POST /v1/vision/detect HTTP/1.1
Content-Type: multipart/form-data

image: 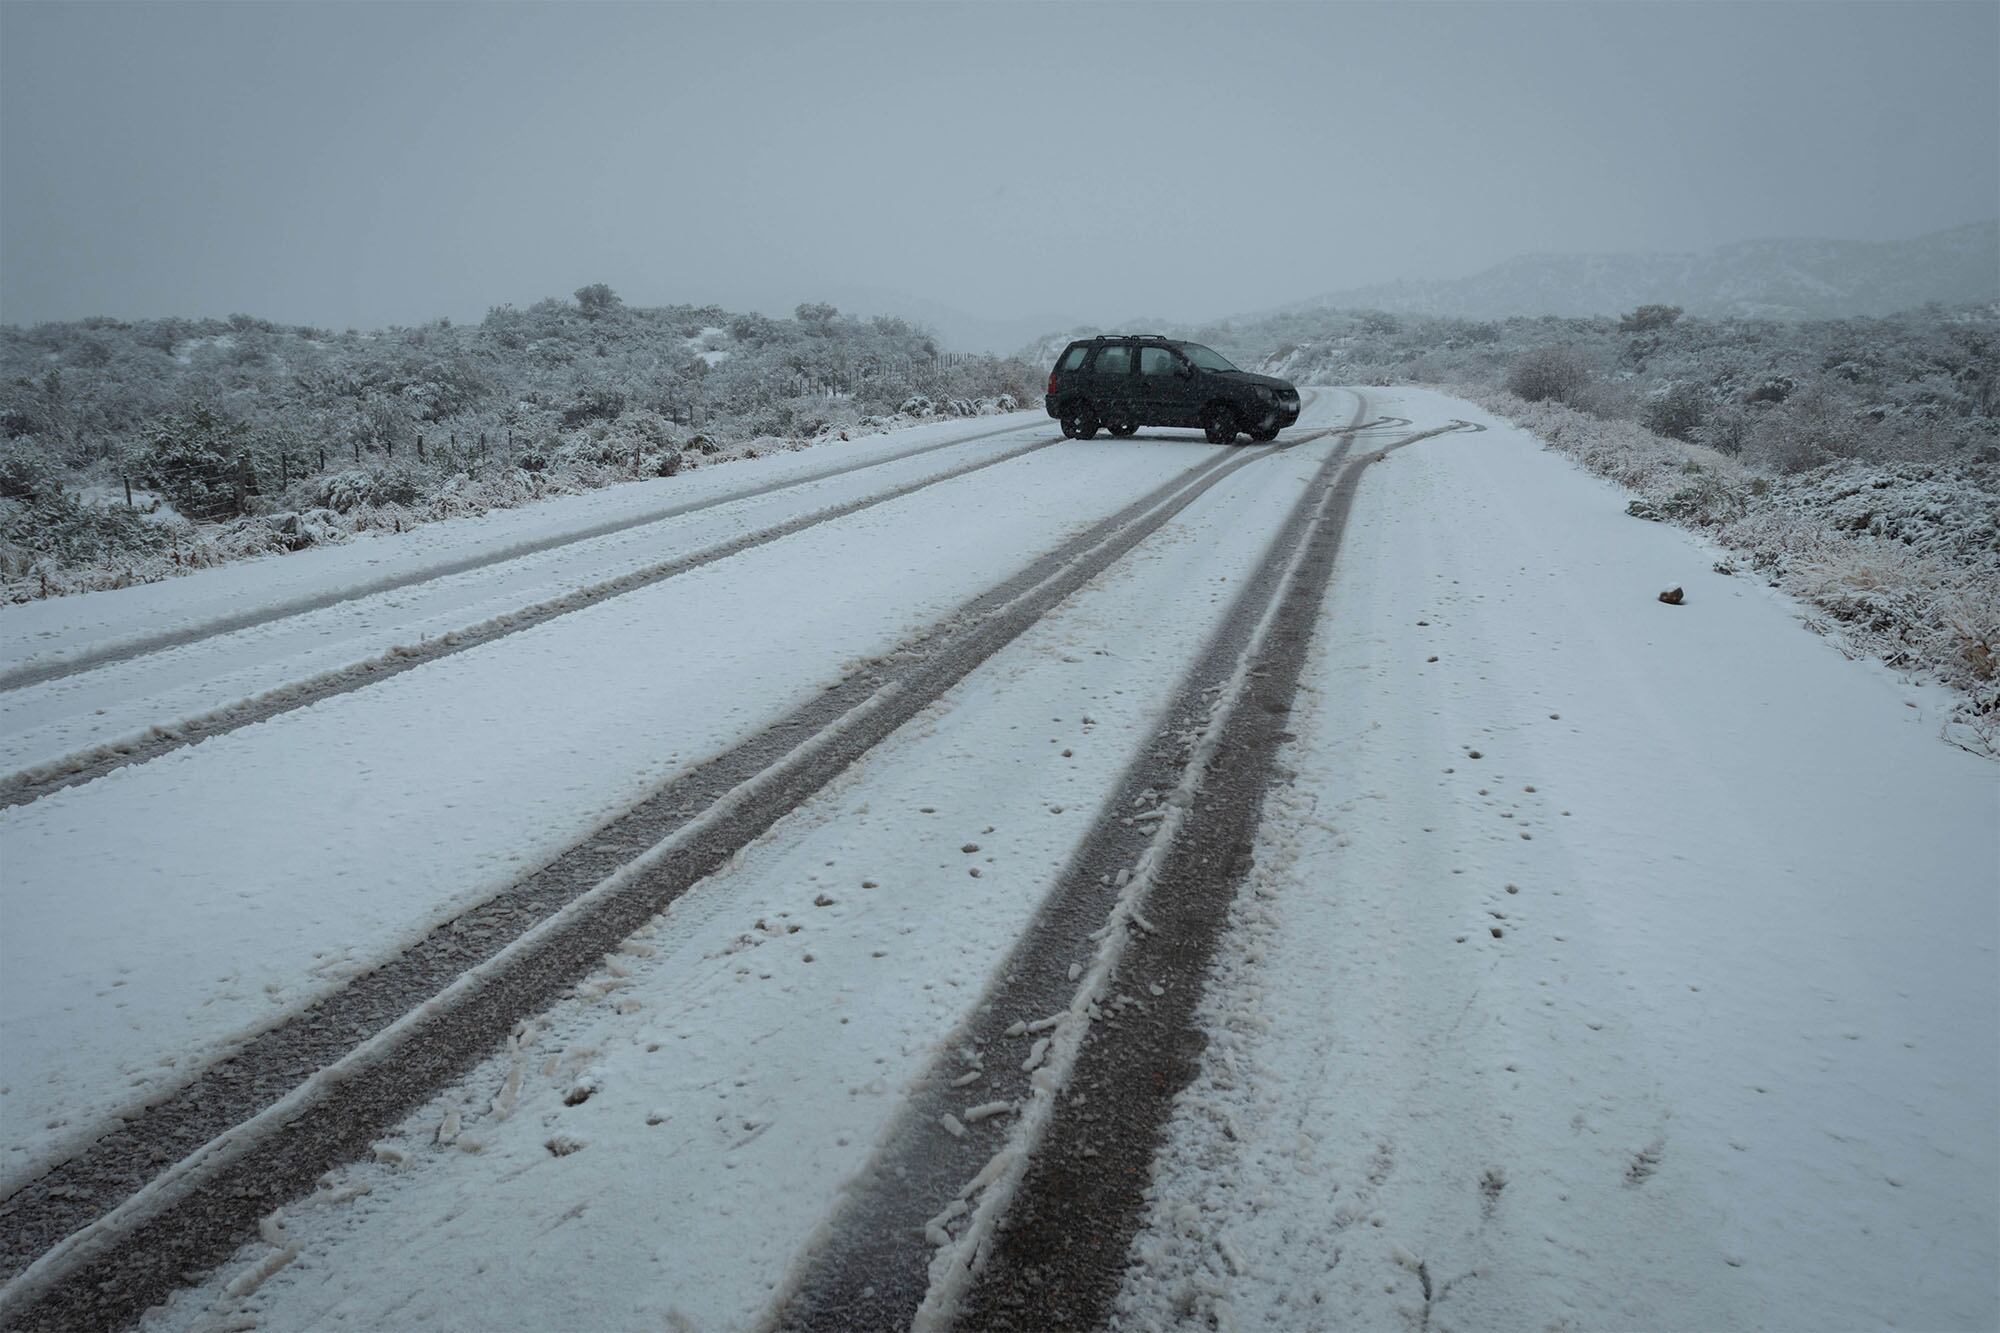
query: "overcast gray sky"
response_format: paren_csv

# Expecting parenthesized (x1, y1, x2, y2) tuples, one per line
(3, 0, 1995, 342)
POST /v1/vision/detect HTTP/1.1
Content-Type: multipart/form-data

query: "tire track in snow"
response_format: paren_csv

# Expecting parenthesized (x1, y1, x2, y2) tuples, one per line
(0, 414, 1369, 1332)
(767, 401, 1500, 1333)
(944, 423, 1447, 1333)
(0, 430, 1064, 809)
(0, 416, 1050, 694)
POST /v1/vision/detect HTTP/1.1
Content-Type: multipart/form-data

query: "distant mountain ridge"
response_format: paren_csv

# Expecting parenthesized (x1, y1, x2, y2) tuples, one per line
(1288, 221, 1998, 321)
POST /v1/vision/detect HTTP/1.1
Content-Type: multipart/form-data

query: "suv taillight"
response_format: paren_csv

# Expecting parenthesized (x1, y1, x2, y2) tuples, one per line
(1047, 370, 1058, 395)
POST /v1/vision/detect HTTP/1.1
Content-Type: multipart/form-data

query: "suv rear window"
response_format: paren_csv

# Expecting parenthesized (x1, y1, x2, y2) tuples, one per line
(1093, 344, 1132, 375)
(1059, 345, 1089, 371)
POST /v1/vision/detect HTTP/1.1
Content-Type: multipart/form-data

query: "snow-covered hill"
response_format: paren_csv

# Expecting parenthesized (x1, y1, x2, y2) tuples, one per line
(1289, 220, 1999, 320)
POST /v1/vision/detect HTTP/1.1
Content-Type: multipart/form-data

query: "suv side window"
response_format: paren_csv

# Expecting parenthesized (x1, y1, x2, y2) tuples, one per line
(1138, 347, 1180, 376)
(1092, 343, 1132, 376)
(1059, 345, 1089, 372)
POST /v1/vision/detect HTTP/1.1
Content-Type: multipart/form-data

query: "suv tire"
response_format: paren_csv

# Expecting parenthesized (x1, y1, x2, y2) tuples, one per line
(1061, 401, 1100, 440)
(1249, 424, 1280, 442)
(1202, 404, 1240, 445)
(1106, 416, 1139, 438)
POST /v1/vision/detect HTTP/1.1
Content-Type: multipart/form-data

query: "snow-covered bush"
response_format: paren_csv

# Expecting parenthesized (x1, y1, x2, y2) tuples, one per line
(0, 436, 62, 503)
(313, 465, 422, 513)
(1618, 303, 1684, 333)
(1, 491, 171, 572)
(142, 405, 246, 520)
(1640, 381, 1708, 441)
(1505, 345, 1593, 404)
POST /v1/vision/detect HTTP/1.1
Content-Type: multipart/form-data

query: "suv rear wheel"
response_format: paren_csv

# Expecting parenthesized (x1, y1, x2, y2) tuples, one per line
(1060, 401, 1100, 440)
(1249, 424, 1280, 442)
(1202, 404, 1240, 445)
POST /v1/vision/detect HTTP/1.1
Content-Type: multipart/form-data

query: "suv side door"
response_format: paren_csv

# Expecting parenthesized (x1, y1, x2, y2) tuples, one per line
(1087, 339, 1137, 424)
(1137, 344, 1198, 428)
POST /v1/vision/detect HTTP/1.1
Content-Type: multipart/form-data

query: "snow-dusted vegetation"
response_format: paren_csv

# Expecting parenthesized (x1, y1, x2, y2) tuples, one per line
(0, 289, 1036, 599)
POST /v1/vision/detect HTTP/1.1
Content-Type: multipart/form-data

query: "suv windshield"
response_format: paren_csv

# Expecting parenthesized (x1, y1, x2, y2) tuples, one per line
(1180, 343, 1238, 372)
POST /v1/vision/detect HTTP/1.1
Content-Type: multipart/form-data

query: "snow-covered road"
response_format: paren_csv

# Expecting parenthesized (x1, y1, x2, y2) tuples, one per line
(1114, 389, 1999, 1333)
(0, 412, 1317, 1189)
(2, 387, 1992, 1332)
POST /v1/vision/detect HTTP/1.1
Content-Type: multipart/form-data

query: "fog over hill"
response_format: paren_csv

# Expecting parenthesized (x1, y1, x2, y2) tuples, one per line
(1277, 221, 1999, 323)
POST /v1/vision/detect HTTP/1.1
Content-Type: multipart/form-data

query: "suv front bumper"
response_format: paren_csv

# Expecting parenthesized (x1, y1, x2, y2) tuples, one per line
(1260, 400, 1301, 431)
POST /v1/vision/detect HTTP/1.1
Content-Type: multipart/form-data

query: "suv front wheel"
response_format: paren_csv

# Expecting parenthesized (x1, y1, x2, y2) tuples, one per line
(1202, 404, 1240, 445)
(1060, 401, 1100, 440)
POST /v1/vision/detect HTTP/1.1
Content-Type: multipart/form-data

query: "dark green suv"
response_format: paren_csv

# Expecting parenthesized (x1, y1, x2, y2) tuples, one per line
(1044, 335, 1301, 443)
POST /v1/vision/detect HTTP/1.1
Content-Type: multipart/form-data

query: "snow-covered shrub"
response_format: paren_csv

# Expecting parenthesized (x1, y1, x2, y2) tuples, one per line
(0, 437, 62, 502)
(142, 405, 246, 520)
(1640, 381, 1708, 441)
(1742, 383, 1867, 474)
(1618, 304, 1683, 333)
(313, 465, 423, 513)
(559, 385, 626, 428)
(1505, 345, 1592, 404)
(0, 491, 170, 570)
